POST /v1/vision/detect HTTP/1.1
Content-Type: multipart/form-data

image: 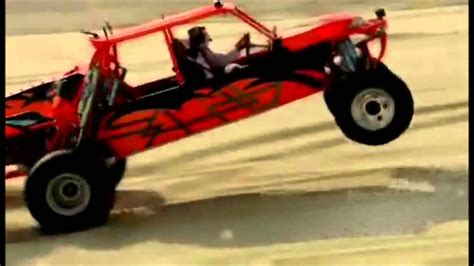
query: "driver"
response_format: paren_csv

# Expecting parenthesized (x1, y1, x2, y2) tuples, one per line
(187, 26, 249, 78)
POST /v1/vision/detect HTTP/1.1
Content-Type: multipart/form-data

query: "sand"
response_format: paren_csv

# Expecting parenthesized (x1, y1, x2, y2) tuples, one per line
(5, 3, 468, 266)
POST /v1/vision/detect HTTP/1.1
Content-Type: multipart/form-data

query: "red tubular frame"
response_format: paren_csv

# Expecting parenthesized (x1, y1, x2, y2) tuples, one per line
(231, 8, 275, 39)
(88, 3, 275, 79)
(163, 28, 184, 83)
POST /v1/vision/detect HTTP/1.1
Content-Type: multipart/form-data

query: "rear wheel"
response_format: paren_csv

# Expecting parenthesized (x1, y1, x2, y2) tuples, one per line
(77, 141, 127, 187)
(24, 150, 115, 233)
(106, 158, 127, 187)
(326, 63, 414, 145)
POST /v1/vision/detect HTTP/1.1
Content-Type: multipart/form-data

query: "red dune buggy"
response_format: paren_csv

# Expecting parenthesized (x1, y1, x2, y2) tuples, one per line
(5, 1, 413, 232)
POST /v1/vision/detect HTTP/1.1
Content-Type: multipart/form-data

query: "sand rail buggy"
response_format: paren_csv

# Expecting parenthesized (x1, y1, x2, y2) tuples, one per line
(5, 1, 413, 232)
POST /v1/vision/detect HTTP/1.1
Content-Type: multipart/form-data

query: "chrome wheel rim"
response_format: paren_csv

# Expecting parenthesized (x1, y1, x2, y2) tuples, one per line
(350, 88, 395, 131)
(46, 173, 91, 216)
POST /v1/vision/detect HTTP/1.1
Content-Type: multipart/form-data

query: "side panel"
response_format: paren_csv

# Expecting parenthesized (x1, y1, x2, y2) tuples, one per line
(5, 81, 56, 117)
(5, 73, 85, 117)
(98, 70, 325, 158)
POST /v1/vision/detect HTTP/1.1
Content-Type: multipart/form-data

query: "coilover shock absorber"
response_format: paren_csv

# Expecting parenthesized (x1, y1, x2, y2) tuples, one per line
(334, 39, 360, 72)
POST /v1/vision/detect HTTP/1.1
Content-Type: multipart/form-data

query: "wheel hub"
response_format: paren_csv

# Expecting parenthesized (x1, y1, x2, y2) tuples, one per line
(61, 182, 80, 199)
(46, 173, 91, 216)
(350, 88, 395, 131)
(365, 100, 381, 115)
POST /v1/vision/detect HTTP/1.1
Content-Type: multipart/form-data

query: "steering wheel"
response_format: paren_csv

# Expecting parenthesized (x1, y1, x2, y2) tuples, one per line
(242, 33, 272, 59)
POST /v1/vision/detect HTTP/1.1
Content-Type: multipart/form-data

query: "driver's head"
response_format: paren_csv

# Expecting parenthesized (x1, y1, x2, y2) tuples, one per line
(188, 26, 212, 50)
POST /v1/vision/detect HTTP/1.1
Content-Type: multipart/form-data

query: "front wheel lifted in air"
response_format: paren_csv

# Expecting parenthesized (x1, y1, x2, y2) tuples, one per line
(325, 62, 414, 146)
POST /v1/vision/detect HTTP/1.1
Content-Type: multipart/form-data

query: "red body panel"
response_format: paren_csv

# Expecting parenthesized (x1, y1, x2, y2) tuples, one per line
(6, 81, 56, 118)
(5, 122, 53, 139)
(98, 71, 324, 158)
(6, 98, 53, 118)
(282, 14, 387, 57)
(5, 66, 87, 118)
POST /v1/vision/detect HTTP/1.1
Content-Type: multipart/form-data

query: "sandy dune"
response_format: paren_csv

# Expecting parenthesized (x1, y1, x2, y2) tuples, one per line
(6, 0, 467, 35)
(5, 4, 468, 266)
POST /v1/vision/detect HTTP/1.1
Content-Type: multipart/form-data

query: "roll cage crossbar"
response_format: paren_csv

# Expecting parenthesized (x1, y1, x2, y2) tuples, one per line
(87, 3, 276, 83)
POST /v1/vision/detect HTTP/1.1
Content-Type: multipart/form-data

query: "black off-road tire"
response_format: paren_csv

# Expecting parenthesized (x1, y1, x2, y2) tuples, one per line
(327, 63, 414, 146)
(107, 158, 127, 188)
(24, 150, 116, 234)
(77, 141, 127, 187)
(323, 89, 338, 117)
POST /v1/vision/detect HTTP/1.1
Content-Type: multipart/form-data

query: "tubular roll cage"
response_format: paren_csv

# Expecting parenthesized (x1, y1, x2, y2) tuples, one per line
(88, 3, 276, 83)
